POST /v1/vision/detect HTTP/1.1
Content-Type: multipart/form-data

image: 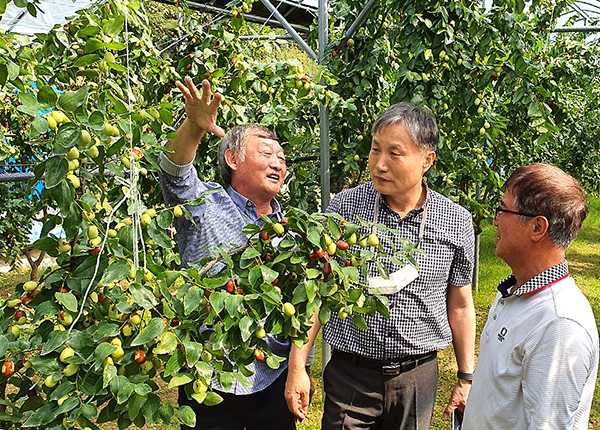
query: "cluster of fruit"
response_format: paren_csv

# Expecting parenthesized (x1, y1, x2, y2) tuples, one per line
(0, 205, 404, 428)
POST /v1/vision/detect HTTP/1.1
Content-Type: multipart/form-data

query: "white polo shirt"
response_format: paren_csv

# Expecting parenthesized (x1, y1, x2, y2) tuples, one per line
(463, 261, 599, 430)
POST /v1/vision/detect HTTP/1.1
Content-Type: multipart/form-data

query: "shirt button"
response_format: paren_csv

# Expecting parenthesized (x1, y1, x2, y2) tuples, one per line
(387, 332, 393, 337)
(493, 315, 497, 320)
(500, 300, 504, 305)
(389, 304, 394, 309)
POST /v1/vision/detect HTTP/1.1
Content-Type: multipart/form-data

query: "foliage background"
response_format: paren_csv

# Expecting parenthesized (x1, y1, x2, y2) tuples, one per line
(1, 0, 599, 429)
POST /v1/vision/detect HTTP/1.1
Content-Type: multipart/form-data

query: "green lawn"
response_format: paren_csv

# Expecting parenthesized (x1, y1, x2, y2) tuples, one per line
(300, 196, 600, 430)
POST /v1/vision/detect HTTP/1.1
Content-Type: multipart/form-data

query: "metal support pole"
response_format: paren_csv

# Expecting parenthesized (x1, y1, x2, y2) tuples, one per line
(239, 35, 293, 40)
(473, 234, 480, 292)
(318, 0, 332, 374)
(336, 0, 378, 50)
(473, 182, 481, 291)
(258, 0, 318, 61)
(552, 26, 600, 32)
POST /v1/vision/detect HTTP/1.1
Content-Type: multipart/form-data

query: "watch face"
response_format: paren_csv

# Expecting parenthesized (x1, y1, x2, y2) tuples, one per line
(451, 409, 463, 430)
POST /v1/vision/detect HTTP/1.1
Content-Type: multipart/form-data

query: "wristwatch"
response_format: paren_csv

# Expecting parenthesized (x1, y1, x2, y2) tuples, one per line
(457, 370, 474, 382)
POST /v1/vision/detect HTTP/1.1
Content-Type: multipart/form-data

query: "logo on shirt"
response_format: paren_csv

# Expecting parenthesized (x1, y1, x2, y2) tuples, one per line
(498, 327, 508, 342)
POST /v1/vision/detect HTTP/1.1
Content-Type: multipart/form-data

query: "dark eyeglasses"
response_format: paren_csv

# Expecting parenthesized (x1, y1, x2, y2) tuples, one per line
(494, 206, 541, 218)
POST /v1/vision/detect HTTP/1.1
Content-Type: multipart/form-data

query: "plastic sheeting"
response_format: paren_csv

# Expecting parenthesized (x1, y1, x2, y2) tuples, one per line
(0, 0, 96, 35)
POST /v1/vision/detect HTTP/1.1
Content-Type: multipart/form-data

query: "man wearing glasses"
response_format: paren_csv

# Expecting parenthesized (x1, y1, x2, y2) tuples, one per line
(462, 163, 599, 429)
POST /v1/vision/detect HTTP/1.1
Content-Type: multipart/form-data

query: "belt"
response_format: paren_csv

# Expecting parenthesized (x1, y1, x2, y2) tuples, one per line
(334, 349, 437, 376)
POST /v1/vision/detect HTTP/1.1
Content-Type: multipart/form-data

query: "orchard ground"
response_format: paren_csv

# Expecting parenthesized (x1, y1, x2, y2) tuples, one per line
(1, 197, 599, 430)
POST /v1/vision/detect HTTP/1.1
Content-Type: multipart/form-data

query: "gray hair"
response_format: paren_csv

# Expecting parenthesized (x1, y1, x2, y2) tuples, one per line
(217, 124, 279, 185)
(504, 163, 588, 249)
(372, 102, 439, 152)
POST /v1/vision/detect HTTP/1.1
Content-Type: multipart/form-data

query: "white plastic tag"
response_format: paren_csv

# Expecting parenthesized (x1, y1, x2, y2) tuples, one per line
(368, 264, 419, 295)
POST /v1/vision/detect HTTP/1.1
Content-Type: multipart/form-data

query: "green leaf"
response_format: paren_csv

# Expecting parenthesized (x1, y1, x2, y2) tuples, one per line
(307, 226, 321, 247)
(183, 341, 202, 367)
(148, 222, 172, 249)
(352, 314, 368, 330)
(306, 268, 321, 279)
(81, 402, 98, 419)
(34, 301, 59, 321)
(45, 157, 69, 189)
(165, 348, 186, 376)
(224, 294, 244, 318)
(131, 318, 166, 347)
(55, 122, 81, 150)
(0, 335, 7, 356)
(102, 259, 131, 284)
(84, 38, 105, 53)
(55, 292, 78, 313)
(91, 322, 120, 342)
(260, 265, 278, 284)
(57, 396, 79, 415)
(58, 86, 89, 112)
(209, 291, 226, 313)
(73, 53, 100, 68)
(219, 372, 234, 391)
(103, 363, 117, 388)
(0, 63, 7, 87)
(241, 247, 260, 260)
(328, 217, 342, 240)
(37, 85, 58, 107)
(203, 391, 223, 406)
(154, 331, 178, 354)
(22, 403, 58, 427)
(248, 265, 262, 287)
(217, 248, 234, 268)
(292, 283, 308, 304)
(178, 405, 196, 427)
(129, 285, 159, 309)
(95, 342, 116, 365)
(41, 330, 68, 355)
(110, 375, 129, 399)
(6, 59, 19, 80)
(239, 315, 253, 342)
(103, 16, 125, 37)
(319, 306, 331, 325)
(128, 394, 147, 422)
(30, 117, 48, 137)
(183, 286, 201, 315)
(168, 372, 194, 389)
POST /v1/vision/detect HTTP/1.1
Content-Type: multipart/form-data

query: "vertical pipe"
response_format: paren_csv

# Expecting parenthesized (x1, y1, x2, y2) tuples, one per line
(473, 182, 481, 292)
(318, 0, 332, 373)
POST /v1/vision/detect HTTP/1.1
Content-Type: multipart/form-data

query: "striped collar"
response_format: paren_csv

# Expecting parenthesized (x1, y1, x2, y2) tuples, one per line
(498, 260, 570, 298)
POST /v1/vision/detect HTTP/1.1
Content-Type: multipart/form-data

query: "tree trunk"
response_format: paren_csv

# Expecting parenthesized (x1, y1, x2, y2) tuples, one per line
(24, 247, 46, 281)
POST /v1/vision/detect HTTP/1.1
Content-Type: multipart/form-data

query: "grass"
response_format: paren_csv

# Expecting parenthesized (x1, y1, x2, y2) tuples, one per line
(2, 197, 599, 430)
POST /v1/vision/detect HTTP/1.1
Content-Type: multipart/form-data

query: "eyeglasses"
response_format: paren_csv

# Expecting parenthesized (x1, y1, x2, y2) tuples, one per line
(494, 206, 541, 218)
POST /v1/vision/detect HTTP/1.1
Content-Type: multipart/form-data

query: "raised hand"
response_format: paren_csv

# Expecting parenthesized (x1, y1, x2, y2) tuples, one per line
(176, 77, 225, 138)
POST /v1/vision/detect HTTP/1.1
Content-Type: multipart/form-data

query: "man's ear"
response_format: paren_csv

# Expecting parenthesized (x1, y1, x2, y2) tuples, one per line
(422, 151, 436, 174)
(530, 216, 550, 243)
(224, 149, 238, 171)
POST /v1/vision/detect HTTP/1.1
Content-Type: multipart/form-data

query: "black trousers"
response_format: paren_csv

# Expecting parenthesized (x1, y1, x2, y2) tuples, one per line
(322, 350, 438, 430)
(179, 368, 296, 430)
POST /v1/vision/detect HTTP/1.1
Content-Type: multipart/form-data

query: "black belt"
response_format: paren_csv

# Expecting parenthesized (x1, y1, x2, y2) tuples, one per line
(334, 349, 437, 376)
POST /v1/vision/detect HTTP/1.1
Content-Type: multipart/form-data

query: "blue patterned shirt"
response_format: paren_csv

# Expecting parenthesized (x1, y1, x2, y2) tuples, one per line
(158, 152, 289, 394)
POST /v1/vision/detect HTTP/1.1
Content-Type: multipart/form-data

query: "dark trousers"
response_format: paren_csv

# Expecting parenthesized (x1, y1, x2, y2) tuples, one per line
(322, 350, 438, 430)
(179, 369, 296, 430)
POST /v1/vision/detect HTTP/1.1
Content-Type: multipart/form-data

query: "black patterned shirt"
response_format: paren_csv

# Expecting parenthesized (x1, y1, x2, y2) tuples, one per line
(324, 181, 475, 359)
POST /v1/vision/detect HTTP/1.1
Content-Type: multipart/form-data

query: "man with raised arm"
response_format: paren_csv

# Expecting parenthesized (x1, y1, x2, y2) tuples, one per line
(159, 77, 296, 429)
(285, 102, 476, 429)
(462, 164, 598, 429)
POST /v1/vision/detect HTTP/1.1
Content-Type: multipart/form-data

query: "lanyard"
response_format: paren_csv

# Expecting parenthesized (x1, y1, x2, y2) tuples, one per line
(371, 194, 428, 251)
